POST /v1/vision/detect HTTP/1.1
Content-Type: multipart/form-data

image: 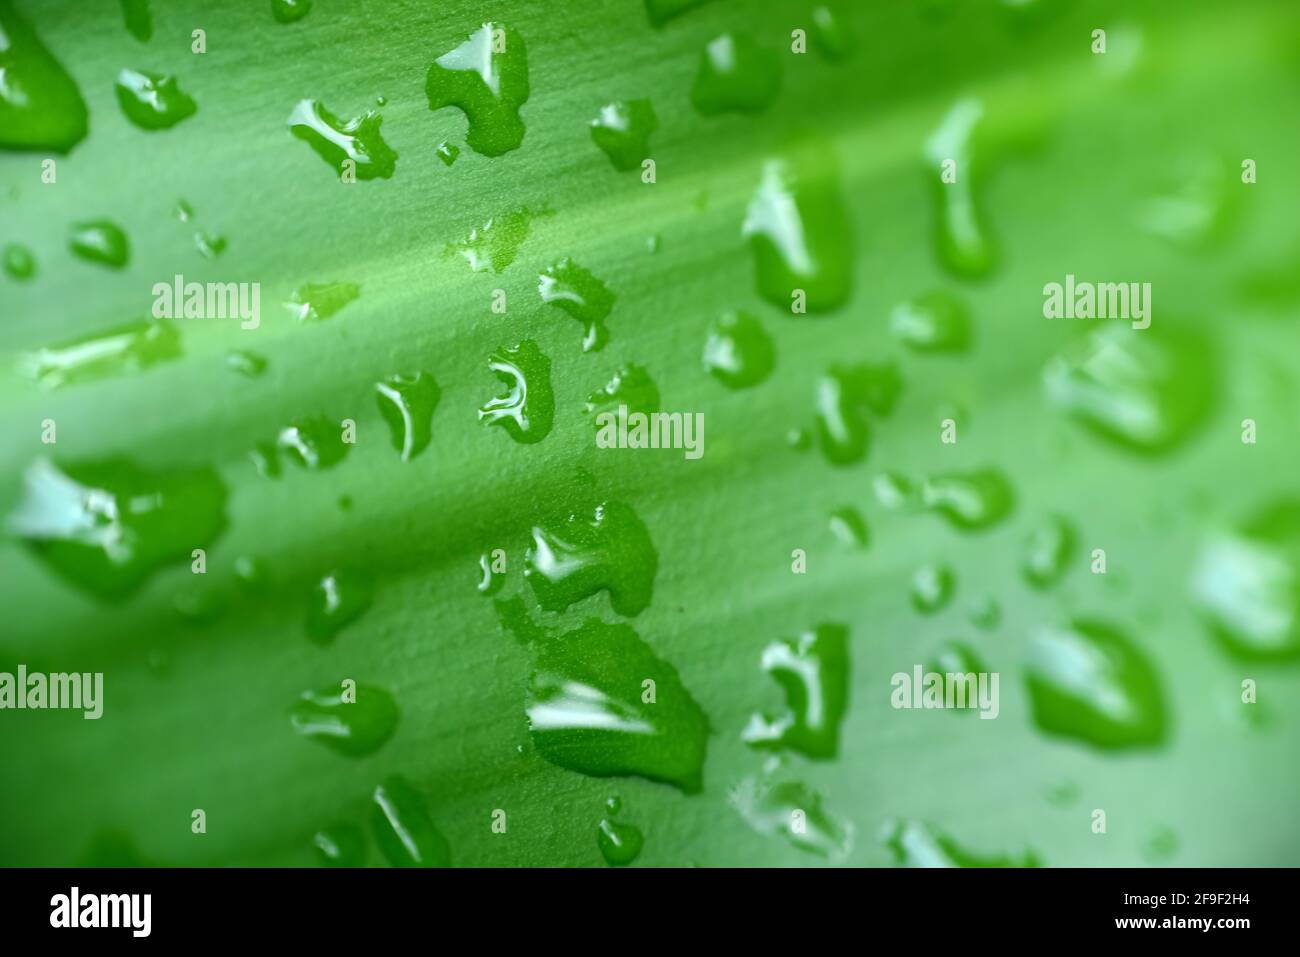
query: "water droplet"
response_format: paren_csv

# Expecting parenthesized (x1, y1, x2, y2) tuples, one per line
(889, 291, 972, 353)
(814, 362, 902, 465)
(193, 230, 226, 259)
(645, 0, 712, 27)
(919, 468, 1015, 531)
(1022, 514, 1074, 589)
(597, 818, 644, 867)
(3, 243, 35, 280)
(590, 99, 656, 171)
(968, 596, 1001, 631)
(478, 339, 554, 444)
(6, 457, 227, 601)
(271, 0, 312, 24)
(426, 22, 529, 157)
(828, 506, 869, 549)
(249, 440, 281, 479)
(731, 775, 852, 859)
(1043, 325, 1214, 454)
(645, 234, 660, 254)
(435, 140, 459, 166)
(525, 500, 657, 617)
(478, 551, 504, 596)
(743, 146, 852, 312)
(496, 599, 710, 792)
(226, 349, 266, 378)
(121, 0, 152, 42)
(278, 415, 351, 469)
(691, 33, 781, 115)
(233, 554, 268, 591)
(449, 206, 543, 273)
(287, 99, 396, 179)
(313, 823, 365, 867)
(0, 2, 88, 153)
(172, 199, 193, 222)
(742, 623, 850, 759)
(69, 220, 130, 269)
(924, 99, 996, 278)
(538, 259, 616, 352)
(116, 68, 197, 130)
(927, 641, 987, 689)
(786, 427, 811, 451)
(703, 311, 774, 389)
(370, 776, 452, 867)
(1189, 501, 1300, 660)
(1025, 619, 1167, 749)
(881, 819, 1040, 867)
(1140, 825, 1178, 862)
(911, 563, 955, 613)
(376, 372, 441, 462)
(305, 569, 374, 644)
(1138, 154, 1236, 248)
(291, 683, 398, 756)
(286, 281, 359, 322)
(811, 5, 854, 60)
(584, 364, 659, 422)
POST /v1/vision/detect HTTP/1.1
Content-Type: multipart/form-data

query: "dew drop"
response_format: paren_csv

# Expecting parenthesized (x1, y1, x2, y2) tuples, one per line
(313, 823, 365, 867)
(226, 349, 267, 378)
(889, 290, 972, 353)
(6, 457, 227, 601)
(271, 0, 312, 24)
(911, 563, 955, 614)
(924, 98, 996, 278)
(116, 69, 197, 130)
(277, 415, 351, 470)
(597, 817, 644, 867)
(919, 468, 1015, 531)
(538, 259, 616, 352)
(370, 775, 452, 867)
(703, 311, 774, 389)
(291, 683, 398, 757)
(814, 361, 902, 465)
(590, 99, 657, 171)
(691, 33, 781, 115)
(584, 363, 659, 422)
(881, 819, 1040, 867)
(435, 140, 460, 166)
(375, 371, 441, 462)
(731, 775, 853, 860)
(287, 99, 396, 179)
(742, 623, 850, 759)
(1025, 619, 1167, 750)
(449, 206, 542, 273)
(811, 5, 855, 60)
(828, 506, 869, 549)
(193, 230, 226, 259)
(1138, 154, 1236, 248)
(1022, 514, 1074, 589)
(968, 596, 1001, 631)
(426, 22, 529, 157)
(305, 569, 374, 644)
(525, 500, 657, 617)
(3, 243, 35, 280)
(0, 2, 89, 153)
(69, 219, 130, 269)
(478, 339, 554, 444)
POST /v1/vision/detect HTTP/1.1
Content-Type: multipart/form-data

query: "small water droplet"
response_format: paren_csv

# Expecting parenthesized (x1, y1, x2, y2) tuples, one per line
(538, 259, 616, 352)
(0, 3, 88, 153)
(173, 199, 193, 222)
(927, 641, 988, 707)
(271, 0, 312, 23)
(69, 219, 130, 268)
(828, 506, 869, 549)
(370, 775, 452, 867)
(920, 468, 1015, 531)
(814, 362, 902, 465)
(1138, 154, 1236, 248)
(703, 311, 774, 389)
(193, 230, 226, 259)
(249, 440, 281, 479)
(691, 33, 781, 115)
(811, 5, 854, 60)
(742, 623, 850, 759)
(435, 140, 460, 166)
(968, 596, 1001, 631)
(911, 563, 955, 613)
(3, 243, 35, 280)
(731, 775, 853, 859)
(1025, 619, 1167, 749)
(426, 22, 529, 157)
(312, 823, 365, 867)
(278, 415, 351, 469)
(525, 500, 657, 617)
(173, 581, 226, 624)
(590, 99, 657, 171)
(881, 818, 1040, 867)
(889, 291, 972, 353)
(376, 371, 441, 461)
(291, 683, 398, 756)
(286, 280, 359, 322)
(233, 554, 268, 591)
(305, 569, 374, 644)
(584, 363, 659, 422)
(287, 99, 396, 179)
(116, 69, 197, 130)
(6, 457, 227, 601)
(449, 206, 543, 273)
(924, 98, 996, 278)
(1022, 514, 1074, 589)
(597, 817, 644, 867)
(226, 349, 266, 378)
(478, 339, 554, 444)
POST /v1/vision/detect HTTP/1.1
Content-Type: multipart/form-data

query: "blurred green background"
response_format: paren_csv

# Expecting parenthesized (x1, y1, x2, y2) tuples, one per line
(1, 0, 1298, 866)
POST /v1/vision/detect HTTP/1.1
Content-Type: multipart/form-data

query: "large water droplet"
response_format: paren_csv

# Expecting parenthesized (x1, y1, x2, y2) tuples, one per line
(376, 372, 441, 462)
(69, 220, 130, 269)
(0, 2, 89, 153)
(742, 623, 850, 759)
(525, 500, 657, 617)
(20, 320, 180, 388)
(1043, 324, 1214, 454)
(426, 22, 529, 157)
(1189, 501, 1300, 660)
(590, 99, 656, 171)
(478, 340, 554, 444)
(287, 99, 396, 179)
(703, 311, 774, 389)
(116, 68, 197, 130)
(731, 775, 853, 860)
(286, 281, 359, 322)
(6, 457, 227, 601)
(291, 683, 398, 756)
(597, 817, 644, 867)
(305, 569, 374, 644)
(881, 819, 1040, 867)
(924, 99, 996, 278)
(370, 776, 452, 867)
(1025, 619, 1167, 749)
(743, 145, 852, 312)
(814, 361, 902, 465)
(889, 291, 971, 353)
(691, 33, 781, 115)
(538, 259, 616, 352)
